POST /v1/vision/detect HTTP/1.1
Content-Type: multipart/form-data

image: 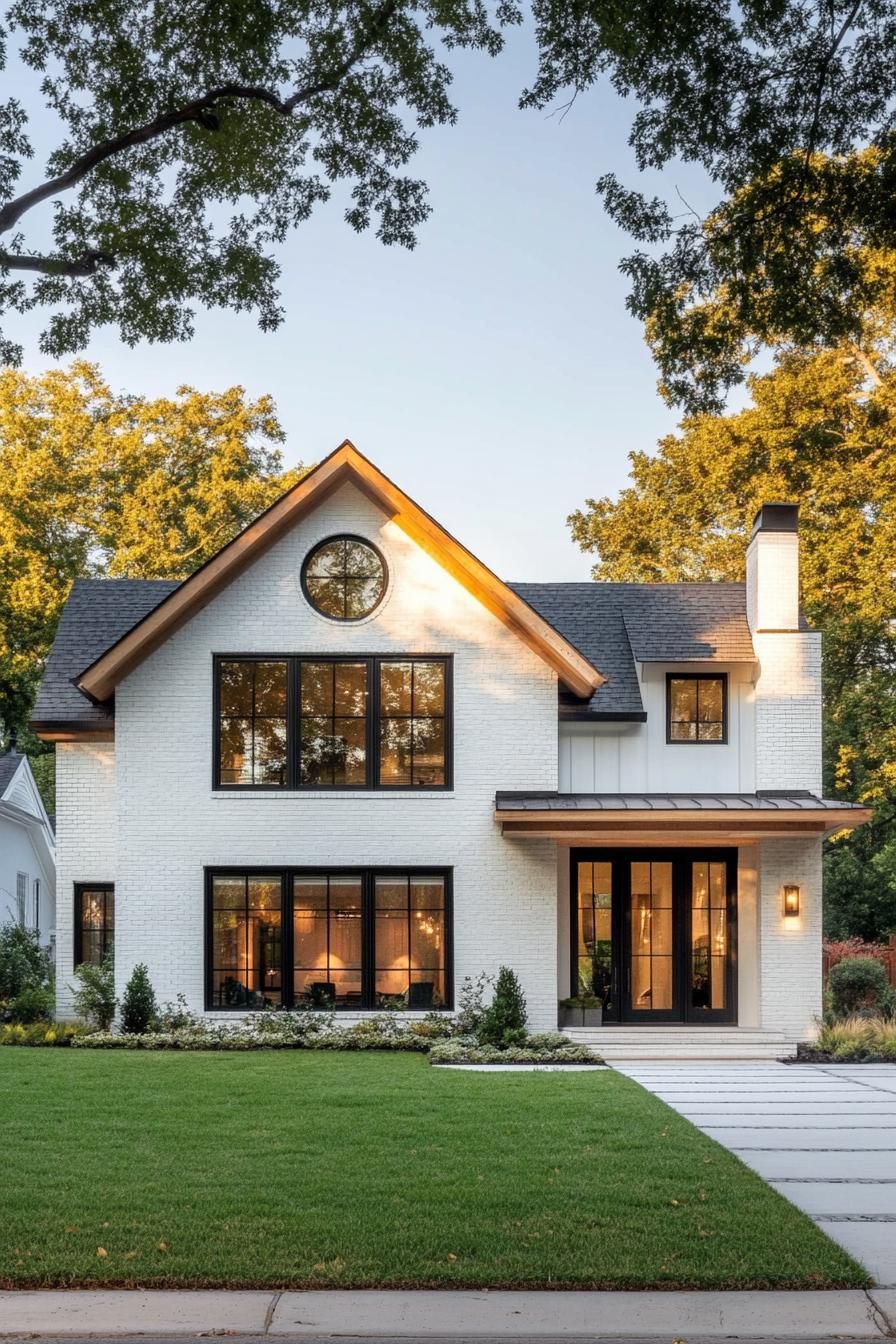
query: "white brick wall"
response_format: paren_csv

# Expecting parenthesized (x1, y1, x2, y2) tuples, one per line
(61, 481, 561, 1030)
(752, 630, 823, 793)
(757, 837, 823, 1039)
(55, 743, 117, 1017)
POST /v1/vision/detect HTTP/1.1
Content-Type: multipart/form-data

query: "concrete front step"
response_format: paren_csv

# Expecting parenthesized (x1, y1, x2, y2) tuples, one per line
(563, 1027, 794, 1061)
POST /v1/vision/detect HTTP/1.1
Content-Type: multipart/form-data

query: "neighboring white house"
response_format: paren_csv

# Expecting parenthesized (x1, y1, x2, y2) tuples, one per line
(31, 443, 870, 1056)
(0, 748, 56, 949)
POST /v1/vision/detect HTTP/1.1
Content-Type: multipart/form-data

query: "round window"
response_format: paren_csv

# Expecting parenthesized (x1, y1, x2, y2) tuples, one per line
(302, 535, 387, 621)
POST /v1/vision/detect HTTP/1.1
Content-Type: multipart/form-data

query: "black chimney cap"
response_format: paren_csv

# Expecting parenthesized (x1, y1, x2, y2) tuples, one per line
(751, 503, 799, 538)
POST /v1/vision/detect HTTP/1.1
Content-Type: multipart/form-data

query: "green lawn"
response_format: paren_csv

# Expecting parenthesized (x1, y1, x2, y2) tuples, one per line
(0, 1049, 868, 1290)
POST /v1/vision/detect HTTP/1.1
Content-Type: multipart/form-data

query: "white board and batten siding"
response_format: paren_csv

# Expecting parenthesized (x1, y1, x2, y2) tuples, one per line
(559, 663, 756, 795)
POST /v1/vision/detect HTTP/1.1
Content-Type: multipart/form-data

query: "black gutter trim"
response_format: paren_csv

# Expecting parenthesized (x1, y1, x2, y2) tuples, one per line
(560, 709, 647, 723)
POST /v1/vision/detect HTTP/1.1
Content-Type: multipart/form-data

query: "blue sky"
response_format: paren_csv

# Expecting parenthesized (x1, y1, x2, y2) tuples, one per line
(9, 25, 716, 581)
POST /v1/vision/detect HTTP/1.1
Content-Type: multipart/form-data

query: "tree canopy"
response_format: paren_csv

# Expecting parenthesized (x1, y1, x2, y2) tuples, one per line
(0, 362, 302, 747)
(522, 1, 896, 411)
(569, 344, 896, 939)
(6, 0, 894, 398)
(0, 0, 518, 364)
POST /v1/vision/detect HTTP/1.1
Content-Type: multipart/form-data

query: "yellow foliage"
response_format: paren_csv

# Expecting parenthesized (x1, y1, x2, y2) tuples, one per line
(0, 362, 306, 734)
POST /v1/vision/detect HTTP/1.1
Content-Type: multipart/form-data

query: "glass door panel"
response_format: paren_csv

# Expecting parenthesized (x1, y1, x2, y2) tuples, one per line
(689, 859, 730, 1018)
(576, 860, 614, 1016)
(572, 850, 736, 1026)
(628, 860, 674, 1014)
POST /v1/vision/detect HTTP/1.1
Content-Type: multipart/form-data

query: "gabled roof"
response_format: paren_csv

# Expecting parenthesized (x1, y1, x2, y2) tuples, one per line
(31, 579, 179, 739)
(509, 583, 756, 719)
(0, 751, 22, 795)
(72, 442, 604, 707)
(0, 751, 57, 872)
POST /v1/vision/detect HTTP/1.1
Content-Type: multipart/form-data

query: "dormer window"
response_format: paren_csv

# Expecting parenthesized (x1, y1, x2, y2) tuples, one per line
(302, 535, 387, 621)
(667, 674, 727, 744)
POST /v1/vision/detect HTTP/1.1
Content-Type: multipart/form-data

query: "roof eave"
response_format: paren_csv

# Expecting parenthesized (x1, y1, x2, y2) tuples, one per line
(29, 718, 115, 743)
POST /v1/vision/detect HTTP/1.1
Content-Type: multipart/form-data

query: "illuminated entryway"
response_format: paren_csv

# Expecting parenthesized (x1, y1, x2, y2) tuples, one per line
(572, 849, 737, 1024)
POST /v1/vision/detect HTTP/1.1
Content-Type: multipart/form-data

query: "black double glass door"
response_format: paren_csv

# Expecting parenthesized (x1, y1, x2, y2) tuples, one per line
(572, 849, 737, 1024)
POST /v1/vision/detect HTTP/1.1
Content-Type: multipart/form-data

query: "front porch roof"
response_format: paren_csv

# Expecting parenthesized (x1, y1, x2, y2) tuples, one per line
(495, 791, 872, 842)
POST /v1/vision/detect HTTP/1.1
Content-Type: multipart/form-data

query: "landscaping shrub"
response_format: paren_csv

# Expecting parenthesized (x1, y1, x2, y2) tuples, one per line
(0, 1022, 84, 1046)
(0, 924, 51, 1017)
(454, 971, 494, 1036)
(478, 965, 527, 1047)
(9, 984, 54, 1024)
(120, 963, 158, 1034)
(70, 1011, 432, 1052)
(70, 956, 116, 1031)
(156, 994, 199, 1031)
(825, 938, 891, 965)
(828, 957, 895, 1020)
(808, 1015, 896, 1063)
(429, 1037, 600, 1066)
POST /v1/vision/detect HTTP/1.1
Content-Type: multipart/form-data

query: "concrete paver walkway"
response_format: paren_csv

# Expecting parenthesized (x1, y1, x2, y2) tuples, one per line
(618, 1062, 896, 1288)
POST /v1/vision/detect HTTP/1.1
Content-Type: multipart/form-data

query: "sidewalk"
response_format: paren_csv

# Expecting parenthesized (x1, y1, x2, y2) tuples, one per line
(1, 1289, 895, 1338)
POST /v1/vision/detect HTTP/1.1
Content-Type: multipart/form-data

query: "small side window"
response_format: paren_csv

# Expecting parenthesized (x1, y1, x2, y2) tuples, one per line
(667, 675, 727, 743)
(75, 884, 115, 965)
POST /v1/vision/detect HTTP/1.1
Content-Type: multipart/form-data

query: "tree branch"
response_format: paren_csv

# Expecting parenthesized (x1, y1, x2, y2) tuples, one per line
(0, 0, 401, 239)
(0, 247, 116, 276)
(804, 0, 864, 162)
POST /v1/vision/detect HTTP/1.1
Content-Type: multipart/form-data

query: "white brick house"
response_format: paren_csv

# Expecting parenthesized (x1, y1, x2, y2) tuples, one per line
(32, 444, 869, 1055)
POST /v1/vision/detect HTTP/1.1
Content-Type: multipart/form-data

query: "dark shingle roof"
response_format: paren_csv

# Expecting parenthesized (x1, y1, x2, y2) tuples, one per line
(510, 582, 755, 718)
(496, 791, 865, 812)
(0, 751, 23, 795)
(31, 579, 179, 729)
(33, 576, 758, 728)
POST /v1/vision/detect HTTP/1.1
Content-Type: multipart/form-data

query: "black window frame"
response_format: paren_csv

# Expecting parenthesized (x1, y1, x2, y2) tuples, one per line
(301, 533, 388, 623)
(213, 653, 453, 791)
(205, 866, 453, 1012)
(666, 673, 728, 745)
(74, 882, 115, 966)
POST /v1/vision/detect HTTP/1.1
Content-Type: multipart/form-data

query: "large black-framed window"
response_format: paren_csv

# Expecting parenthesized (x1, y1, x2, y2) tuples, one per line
(666, 673, 728, 744)
(218, 659, 288, 785)
(74, 882, 115, 965)
(206, 867, 452, 1011)
(214, 654, 453, 790)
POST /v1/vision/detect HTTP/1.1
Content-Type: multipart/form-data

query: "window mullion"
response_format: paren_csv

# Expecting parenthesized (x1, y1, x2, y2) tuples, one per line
(289, 658, 299, 790)
(409, 661, 416, 787)
(370, 657, 379, 788)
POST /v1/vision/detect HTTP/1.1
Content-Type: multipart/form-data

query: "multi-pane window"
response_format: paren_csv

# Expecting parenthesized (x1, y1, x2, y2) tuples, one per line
(667, 675, 727, 743)
(379, 661, 446, 787)
(374, 875, 447, 1009)
(299, 662, 368, 786)
(75, 884, 114, 965)
(214, 656, 451, 789)
(218, 660, 288, 785)
(209, 875, 283, 1008)
(206, 868, 451, 1010)
(302, 536, 387, 621)
(15, 872, 27, 927)
(293, 876, 363, 1007)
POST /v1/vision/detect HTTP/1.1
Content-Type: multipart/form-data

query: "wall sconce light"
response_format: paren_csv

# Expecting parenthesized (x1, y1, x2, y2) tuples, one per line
(783, 884, 801, 918)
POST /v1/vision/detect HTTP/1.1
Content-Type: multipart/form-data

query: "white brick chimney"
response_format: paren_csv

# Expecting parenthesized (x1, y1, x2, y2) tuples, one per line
(746, 503, 822, 794)
(746, 503, 800, 632)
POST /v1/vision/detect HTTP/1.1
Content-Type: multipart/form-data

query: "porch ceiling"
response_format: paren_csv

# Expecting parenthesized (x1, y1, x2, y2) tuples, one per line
(494, 791, 873, 842)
